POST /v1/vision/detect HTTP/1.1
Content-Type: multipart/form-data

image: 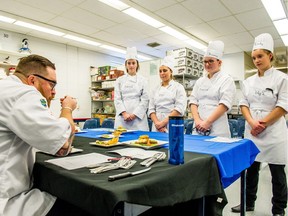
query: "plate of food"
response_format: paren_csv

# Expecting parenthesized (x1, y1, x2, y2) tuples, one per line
(122, 135, 168, 150)
(89, 137, 123, 148)
(100, 134, 123, 139)
(108, 126, 136, 134)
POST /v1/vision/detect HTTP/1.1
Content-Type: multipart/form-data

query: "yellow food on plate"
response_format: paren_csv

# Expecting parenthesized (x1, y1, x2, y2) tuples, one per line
(115, 126, 127, 132)
(96, 137, 119, 145)
(134, 135, 158, 146)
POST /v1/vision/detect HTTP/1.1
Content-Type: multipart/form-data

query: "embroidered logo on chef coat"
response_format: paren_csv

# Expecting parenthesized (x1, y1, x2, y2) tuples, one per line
(40, 99, 47, 108)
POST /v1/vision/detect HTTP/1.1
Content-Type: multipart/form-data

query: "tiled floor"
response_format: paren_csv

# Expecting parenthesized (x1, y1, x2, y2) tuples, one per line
(223, 164, 287, 216)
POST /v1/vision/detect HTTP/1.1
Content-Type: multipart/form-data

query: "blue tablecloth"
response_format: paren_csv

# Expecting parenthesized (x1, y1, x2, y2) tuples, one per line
(76, 129, 259, 188)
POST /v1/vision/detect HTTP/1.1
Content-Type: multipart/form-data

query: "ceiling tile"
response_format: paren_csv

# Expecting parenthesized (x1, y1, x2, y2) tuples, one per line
(209, 16, 246, 35)
(186, 23, 221, 42)
(182, 0, 231, 22)
(0, 0, 56, 22)
(156, 4, 203, 28)
(49, 17, 99, 35)
(79, 0, 130, 24)
(236, 8, 273, 30)
(17, 0, 74, 15)
(61, 7, 116, 30)
(130, 0, 177, 12)
(221, 0, 262, 13)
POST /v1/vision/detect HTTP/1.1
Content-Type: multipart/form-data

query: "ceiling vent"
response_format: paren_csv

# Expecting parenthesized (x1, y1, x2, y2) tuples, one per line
(147, 42, 161, 48)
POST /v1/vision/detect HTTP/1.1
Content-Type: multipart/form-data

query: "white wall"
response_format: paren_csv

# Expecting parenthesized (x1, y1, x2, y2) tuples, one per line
(0, 29, 124, 118)
(222, 52, 245, 81)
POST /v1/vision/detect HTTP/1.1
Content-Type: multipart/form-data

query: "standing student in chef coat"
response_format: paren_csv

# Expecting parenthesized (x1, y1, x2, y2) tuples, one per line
(148, 55, 187, 132)
(0, 55, 93, 216)
(114, 47, 149, 131)
(188, 41, 236, 137)
(231, 33, 287, 216)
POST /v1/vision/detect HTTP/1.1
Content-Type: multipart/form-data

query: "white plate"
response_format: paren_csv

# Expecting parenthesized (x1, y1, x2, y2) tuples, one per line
(121, 140, 168, 150)
(89, 142, 123, 148)
(99, 134, 123, 138)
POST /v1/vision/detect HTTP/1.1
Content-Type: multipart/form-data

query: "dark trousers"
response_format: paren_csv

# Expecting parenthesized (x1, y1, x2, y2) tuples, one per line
(246, 161, 287, 214)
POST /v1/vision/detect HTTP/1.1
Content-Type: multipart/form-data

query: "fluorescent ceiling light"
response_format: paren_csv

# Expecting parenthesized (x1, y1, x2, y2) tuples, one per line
(100, 45, 126, 54)
(98, 0, 129, 10)
(273, 19, 288, 35)
(64, 34, 101, 46)
(123, 8, 165, 28)
(14, 21, 65, 36)
(184, 39, 207, 50)
(0, 15, 16, 23)
(281, 35, 288, 46)
(261, 0, 286, 20)
(159, 26, 189, 41)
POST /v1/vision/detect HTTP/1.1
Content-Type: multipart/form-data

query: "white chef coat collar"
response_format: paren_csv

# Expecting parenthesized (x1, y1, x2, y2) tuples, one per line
(127, 73, 137, 82)
(258, 67, 274, 77)
(160, 79, 175, 87)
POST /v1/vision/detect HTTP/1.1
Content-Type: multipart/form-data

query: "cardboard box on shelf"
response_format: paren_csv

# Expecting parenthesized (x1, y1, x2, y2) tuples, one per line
(97, 75, 106, 81)
(168, 47, 194, 58)
(109, 69, 124, 78)
(175, 57, 193, 67)
(174, 66, 193, 75)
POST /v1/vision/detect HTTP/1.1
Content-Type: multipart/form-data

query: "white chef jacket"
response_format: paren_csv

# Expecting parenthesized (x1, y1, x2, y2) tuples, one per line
(148, 80, 187, 132)
(0, 75, 72, 216)
(114, 73, 149, 131)
(188, 70, 236, 137)
(239, 67, 288, 164)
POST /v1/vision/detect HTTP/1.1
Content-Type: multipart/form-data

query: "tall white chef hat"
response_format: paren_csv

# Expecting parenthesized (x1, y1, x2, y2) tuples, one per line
(126, 47, 138, 60)
(252, 33, 274, 52)
(161, 55, 175, 72)
(204, 40, 225, 60)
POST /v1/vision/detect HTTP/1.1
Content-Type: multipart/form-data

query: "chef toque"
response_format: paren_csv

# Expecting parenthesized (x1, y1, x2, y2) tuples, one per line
(252, 33, 274, 52)
(126, 47, 138, 60)
(204, 40, 224, 60)
(161, 55, 175, 72)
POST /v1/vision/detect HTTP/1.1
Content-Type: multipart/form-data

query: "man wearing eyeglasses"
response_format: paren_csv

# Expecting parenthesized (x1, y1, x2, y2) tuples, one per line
(0, 55, 86, 215)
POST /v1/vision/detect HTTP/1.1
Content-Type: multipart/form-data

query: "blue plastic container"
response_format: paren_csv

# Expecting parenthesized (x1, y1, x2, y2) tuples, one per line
(168, 116, 184, 165)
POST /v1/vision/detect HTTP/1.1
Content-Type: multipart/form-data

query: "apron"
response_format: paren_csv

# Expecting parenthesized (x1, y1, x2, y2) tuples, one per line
(241, 70, 287, 164)
(150, 81, 187, 132)
(192, 74, 230, 137)
(114, 75, 148, 131)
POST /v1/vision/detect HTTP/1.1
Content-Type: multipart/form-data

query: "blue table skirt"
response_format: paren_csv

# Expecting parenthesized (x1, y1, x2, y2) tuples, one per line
(76, 129, 259, 188)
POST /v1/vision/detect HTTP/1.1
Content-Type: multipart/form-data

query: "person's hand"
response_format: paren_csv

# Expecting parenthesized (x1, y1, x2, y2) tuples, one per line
(250, 121, 266, 136)
(60, 95, 77, 111)
(195, 119, 211, 133)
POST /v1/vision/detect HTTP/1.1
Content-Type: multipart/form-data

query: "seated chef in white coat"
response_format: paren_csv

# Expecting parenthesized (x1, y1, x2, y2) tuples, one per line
(188, 41, 236, 137)
(148, 55, 187, 132)
(0, 55, 91, 216)
(114, 47, 149, 131)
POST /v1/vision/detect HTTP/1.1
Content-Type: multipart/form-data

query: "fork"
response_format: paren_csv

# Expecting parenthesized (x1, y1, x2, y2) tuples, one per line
(140, 152, 166, 167)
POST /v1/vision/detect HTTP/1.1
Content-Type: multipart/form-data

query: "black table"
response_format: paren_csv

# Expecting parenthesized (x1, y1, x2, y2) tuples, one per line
(33, 136, 227, 216)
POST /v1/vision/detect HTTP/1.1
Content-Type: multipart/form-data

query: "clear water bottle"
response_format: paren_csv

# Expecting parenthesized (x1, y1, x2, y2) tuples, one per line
(168, 116, 184, 165)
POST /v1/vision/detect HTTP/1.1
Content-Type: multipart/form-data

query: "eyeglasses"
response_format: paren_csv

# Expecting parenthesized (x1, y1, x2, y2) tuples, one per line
(192, 127, 211, 136)
(33, 74, 57, 90)
(203, 59, 219, 65)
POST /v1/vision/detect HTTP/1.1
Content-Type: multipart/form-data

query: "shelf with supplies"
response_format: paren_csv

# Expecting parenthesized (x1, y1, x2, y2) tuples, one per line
(89, 65, 124, 119)
(0, 49, 30, 79)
